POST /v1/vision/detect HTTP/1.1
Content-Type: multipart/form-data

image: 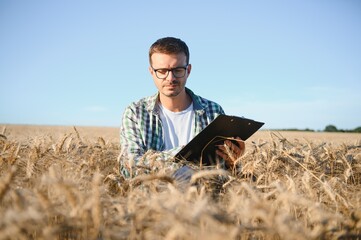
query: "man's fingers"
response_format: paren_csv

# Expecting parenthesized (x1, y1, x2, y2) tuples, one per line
(215, 138, 246, 166)
(235, 139, 245, 155)
(215, 149, 234, 167)
(224, 140, 243, 155)
(228, 140, 239, 154)
(215, 149, 228, 160)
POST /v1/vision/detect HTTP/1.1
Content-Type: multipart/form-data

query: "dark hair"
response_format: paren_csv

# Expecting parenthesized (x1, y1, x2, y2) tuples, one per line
(149, 37, 190, 65)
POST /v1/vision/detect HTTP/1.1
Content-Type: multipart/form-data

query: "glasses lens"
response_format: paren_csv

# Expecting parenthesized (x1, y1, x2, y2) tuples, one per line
(155, 69, 169, 79)
(172, 67, 186, 78)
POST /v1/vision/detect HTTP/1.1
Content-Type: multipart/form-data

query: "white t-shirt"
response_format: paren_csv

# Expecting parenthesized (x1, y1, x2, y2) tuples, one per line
(159, 103, 195, 150)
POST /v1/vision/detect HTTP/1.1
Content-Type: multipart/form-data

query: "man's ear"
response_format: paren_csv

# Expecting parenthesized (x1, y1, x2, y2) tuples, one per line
(187, 64, 192, 75)
(148, 66, 154, 77)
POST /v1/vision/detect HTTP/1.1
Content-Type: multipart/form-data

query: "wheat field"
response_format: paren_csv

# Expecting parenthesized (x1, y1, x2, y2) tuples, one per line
(0, 125, 360, 240)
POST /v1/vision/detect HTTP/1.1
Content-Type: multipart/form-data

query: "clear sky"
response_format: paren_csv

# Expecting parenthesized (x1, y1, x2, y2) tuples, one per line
(1, 0, 360, 131)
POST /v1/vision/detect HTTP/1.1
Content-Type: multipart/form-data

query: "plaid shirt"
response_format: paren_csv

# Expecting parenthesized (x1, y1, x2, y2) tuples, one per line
(119, 88, 225, 178)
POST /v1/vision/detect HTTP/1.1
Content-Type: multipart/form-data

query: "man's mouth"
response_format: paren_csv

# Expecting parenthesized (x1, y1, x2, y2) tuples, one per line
(165, 84, 178, 88)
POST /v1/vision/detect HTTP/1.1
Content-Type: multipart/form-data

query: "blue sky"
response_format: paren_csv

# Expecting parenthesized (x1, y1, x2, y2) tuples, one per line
(1, 0, 360, 130)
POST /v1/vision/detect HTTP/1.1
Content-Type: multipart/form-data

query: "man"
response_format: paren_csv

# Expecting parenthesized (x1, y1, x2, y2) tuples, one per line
(119, 37, 244, 179)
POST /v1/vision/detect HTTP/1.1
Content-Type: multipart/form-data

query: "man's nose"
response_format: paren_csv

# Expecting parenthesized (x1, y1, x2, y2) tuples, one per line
(165, 70, 176, 81)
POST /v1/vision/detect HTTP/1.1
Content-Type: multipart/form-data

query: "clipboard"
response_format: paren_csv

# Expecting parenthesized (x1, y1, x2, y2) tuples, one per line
(174, 114, 264, 165)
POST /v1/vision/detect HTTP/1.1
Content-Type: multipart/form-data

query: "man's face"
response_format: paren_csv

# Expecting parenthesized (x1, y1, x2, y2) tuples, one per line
(149, 52, 191, 98)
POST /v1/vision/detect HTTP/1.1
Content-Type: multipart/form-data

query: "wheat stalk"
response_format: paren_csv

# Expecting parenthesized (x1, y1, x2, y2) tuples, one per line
(0, 166, 17, 201)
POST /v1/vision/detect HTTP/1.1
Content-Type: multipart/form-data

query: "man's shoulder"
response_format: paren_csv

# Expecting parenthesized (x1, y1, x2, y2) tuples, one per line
(189, 90, 224, 112)
(196, 94, 222, 107)
(126, 93, 157, 111)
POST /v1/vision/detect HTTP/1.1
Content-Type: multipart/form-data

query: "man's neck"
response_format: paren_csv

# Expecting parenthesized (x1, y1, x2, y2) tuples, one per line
(159, 91, 192, 112)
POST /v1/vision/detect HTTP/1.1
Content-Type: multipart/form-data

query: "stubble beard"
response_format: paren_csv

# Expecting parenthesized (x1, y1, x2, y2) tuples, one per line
(162, 81, 185, 98)
(162, 89, 181, 98)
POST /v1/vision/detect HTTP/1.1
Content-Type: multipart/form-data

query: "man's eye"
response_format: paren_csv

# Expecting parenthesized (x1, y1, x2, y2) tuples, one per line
(157, 69, 168, 75)
(173, 68, 184, 74)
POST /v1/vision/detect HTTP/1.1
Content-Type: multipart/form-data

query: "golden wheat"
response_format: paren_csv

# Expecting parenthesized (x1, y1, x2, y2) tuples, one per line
(0, 125, 360, 239)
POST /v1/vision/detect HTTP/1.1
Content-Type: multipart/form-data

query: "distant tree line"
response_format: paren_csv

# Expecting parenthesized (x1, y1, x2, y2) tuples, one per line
(323, 125, 361, 133)
(272, 125, 361, 133)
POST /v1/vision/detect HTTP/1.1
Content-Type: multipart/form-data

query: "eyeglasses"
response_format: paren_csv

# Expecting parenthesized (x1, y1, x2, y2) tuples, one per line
(151, 65, 188, 79)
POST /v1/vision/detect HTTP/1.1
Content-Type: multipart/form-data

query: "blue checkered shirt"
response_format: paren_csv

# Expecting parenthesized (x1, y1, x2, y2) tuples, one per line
(119, 88, 225, 178)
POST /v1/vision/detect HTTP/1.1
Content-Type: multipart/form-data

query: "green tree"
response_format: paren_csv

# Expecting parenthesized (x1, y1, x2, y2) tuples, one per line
(324, 125, 338, 132)
(354, 126, 361, 133)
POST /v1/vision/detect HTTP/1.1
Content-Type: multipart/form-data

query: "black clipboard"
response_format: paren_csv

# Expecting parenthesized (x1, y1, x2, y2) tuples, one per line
(174, 114, 264, 165)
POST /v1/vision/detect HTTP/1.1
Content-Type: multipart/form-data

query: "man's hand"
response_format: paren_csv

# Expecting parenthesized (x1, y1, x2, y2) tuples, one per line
(215, 137, 245, 168)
